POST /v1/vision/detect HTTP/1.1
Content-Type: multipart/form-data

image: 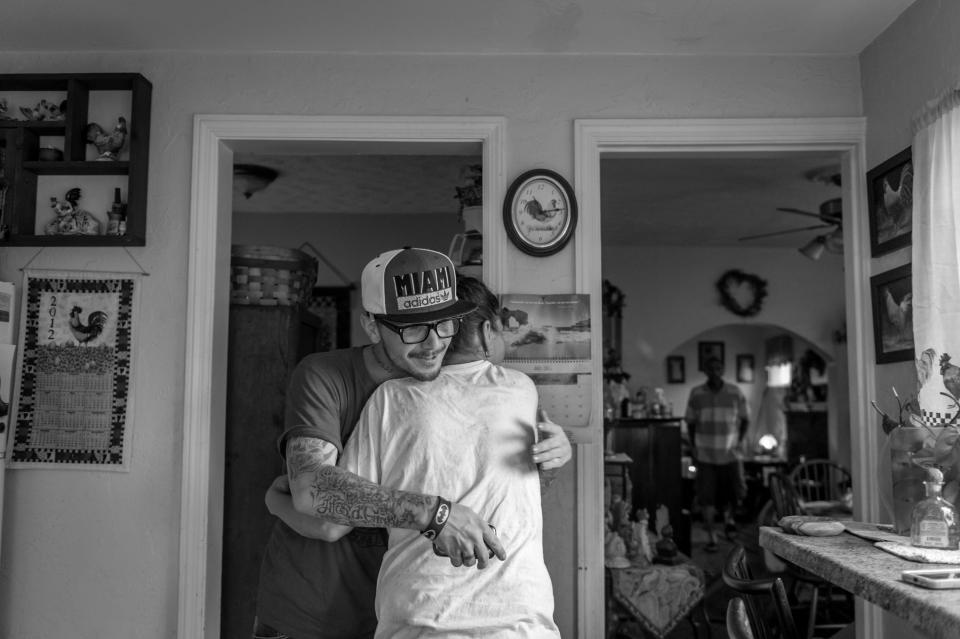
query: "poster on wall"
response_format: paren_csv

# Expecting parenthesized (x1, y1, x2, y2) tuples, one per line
(8, 270, 140, 470)
(499, 293, 592, 428)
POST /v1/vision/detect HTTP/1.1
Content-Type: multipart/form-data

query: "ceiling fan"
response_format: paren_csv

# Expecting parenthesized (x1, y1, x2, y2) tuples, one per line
(738, 169, 843, 260)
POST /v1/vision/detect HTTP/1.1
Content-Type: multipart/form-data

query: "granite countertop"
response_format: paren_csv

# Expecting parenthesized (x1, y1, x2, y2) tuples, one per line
(760, 526, 960, 639)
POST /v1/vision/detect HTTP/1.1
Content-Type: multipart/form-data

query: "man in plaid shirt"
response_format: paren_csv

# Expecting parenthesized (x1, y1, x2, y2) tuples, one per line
(685, 357, 749, 552)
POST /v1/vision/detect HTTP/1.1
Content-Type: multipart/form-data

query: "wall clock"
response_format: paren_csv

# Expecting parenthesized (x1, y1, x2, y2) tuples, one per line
(502, 169, 578, 257)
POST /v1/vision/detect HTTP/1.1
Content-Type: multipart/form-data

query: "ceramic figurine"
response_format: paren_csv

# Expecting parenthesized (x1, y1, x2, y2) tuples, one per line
(86, 116, 128, 161)
(604, 528, 631, 569)
(637, 511, 654, 563)
(19, 98, 65, 121)
(654, 524, 683, 565)
(45, 188, 101, 236)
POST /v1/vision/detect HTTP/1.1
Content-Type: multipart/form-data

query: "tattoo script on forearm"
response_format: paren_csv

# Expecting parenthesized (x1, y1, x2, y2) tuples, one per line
(286, 436, 434, 529)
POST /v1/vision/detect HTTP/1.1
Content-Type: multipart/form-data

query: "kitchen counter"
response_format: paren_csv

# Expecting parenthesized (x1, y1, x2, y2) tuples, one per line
(759, 526, 960, 639)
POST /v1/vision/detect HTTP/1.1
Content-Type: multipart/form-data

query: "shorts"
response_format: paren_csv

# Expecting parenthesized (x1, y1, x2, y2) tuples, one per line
(695, 461, 744, 512)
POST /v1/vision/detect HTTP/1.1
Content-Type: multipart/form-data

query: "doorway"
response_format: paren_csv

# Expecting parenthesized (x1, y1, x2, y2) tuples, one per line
(178, 115, 506, 638)
(575, 117, 878, 639)
(221, 142, 483, 637)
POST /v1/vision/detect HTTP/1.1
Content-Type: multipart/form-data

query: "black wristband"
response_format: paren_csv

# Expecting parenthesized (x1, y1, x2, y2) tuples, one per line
(421, 496, 452, 541)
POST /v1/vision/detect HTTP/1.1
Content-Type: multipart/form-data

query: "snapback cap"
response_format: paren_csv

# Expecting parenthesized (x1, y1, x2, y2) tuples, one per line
(361, 247, 477, 323)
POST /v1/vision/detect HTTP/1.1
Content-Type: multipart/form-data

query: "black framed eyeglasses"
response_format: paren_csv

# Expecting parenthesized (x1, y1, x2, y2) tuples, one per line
(377, 317, 461, 344)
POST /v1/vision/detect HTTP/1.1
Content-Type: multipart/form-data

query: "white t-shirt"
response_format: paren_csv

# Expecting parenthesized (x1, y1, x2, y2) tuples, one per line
(341, 360, 559, 639)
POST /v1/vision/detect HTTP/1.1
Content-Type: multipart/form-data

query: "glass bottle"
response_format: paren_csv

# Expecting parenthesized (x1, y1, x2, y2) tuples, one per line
(910, 467, 960, 550)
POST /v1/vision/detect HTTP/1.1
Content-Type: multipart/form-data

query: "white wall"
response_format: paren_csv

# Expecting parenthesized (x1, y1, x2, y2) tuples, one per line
(860, 1, 960, 637)
(0, 51, 862, 638)
(604, 245, 846, 387)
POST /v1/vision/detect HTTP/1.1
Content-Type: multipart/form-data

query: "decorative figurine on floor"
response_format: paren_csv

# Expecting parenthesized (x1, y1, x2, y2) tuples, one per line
(86, 116, 127, 160)
(45, 188, 101, 236)
(637, 510, 654, 563)
(654, 524, 684, 565)
(604, 510, 632, 569)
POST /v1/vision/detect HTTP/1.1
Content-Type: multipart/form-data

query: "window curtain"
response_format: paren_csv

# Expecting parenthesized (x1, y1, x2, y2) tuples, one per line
(912, 88, 960, 425)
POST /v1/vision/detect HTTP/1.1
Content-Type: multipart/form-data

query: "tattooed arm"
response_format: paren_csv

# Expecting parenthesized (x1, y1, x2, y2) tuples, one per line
(285, 436, 506, 567)
(265, 475, 345, 540)
(285, 435, 433, 541)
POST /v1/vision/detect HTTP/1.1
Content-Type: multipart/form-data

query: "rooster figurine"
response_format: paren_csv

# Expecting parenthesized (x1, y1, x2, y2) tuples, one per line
(69, 306, 108, 345)
(86, 116, 127, 161)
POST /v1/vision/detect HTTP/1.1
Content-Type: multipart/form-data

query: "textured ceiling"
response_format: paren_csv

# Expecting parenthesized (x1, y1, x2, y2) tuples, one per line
(235, 151, 843, 249)
(2, 0, 917, 56)
(600, 154, 843, 248)
(234, 154, 481, 216)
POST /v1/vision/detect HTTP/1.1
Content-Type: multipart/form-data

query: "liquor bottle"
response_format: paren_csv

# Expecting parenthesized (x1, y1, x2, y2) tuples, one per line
(107, 188, 126, 236)
(910, 467, 960, 550)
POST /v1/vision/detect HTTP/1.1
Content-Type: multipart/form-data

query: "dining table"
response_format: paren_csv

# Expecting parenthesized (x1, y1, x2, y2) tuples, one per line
(760, 524, 960, 639)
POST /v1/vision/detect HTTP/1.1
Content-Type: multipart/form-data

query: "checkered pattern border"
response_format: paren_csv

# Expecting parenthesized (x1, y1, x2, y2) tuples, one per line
(10, 273, 136, 467)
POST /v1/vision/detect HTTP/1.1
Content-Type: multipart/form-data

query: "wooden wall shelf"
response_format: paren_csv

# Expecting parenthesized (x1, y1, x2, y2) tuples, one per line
(0, 73, 151, 246)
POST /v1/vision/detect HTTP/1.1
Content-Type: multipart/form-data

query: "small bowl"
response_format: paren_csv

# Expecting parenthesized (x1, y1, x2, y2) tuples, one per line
(38, 146, 63, 161)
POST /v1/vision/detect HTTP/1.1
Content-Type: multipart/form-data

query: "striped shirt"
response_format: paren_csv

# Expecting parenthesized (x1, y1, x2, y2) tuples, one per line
(685, 382, 748, 464)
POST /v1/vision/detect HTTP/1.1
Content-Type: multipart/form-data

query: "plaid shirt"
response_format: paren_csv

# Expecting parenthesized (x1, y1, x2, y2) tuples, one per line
(685, 381, 748, 465)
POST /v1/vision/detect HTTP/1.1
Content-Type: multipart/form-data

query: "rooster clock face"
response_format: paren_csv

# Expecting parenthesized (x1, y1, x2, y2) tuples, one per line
(503, 169, 578, 257)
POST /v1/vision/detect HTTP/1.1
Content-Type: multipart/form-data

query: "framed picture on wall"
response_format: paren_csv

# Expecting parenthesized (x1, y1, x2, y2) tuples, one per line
(867, 146, 913, 257)
(697, 341, 725, 373)
(666, 355, 685, 384)
(736, 354, 755, 383)
(870, 263, 914, 364)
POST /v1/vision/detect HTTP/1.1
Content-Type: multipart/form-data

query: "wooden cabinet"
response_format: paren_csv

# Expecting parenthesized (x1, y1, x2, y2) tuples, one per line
(609, 417, 690, 555)
(785, 410, 829, 463)
(220, 305, 322, 639)
(0, 73, 151, 246)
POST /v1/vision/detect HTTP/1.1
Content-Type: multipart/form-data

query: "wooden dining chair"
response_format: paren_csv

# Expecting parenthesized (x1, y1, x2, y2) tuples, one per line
(768, 472, 803, 519)
(722, 544, 801, 639)
(726, 597, 757, 639)
(788, 459, 853, 514)
(765, 472, 853, 639)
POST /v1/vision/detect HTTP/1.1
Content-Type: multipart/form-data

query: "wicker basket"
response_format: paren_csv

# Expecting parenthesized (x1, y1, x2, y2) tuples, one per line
(230, 245, 318, 307)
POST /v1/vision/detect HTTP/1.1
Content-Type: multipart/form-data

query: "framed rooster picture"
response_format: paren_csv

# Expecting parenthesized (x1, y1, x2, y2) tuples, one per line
(8, 270, 141, 470)
(867, 146, 913, 257)
(870, 263, 914, 364)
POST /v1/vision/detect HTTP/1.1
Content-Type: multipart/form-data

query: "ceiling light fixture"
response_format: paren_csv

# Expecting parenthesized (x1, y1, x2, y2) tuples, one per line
(799, 235, 827, 260)
(233, 163, 279, 199)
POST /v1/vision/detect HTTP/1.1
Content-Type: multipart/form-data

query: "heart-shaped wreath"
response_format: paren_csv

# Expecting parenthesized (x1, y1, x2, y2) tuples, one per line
(716, 269, 768, 317)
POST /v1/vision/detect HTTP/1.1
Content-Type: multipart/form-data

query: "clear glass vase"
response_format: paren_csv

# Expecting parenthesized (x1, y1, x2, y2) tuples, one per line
(884, 426, 931, 535)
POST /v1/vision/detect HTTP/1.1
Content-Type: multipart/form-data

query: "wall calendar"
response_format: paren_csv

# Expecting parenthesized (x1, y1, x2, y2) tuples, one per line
(500, 293, 592, 428)
(8, 270, 140, 470)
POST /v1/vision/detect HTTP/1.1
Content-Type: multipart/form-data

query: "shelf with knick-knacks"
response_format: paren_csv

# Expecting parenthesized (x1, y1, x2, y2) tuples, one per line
(0, 73, 151, 246)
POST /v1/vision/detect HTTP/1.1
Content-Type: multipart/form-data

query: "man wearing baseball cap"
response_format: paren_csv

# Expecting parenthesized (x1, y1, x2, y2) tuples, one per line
(253, 248, 571, 639)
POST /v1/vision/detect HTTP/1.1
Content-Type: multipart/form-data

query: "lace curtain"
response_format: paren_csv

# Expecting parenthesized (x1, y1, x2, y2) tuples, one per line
(912, 88, 960, 424)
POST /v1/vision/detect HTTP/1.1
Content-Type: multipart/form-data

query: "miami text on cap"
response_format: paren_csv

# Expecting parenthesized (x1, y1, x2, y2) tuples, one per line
(361, 247, 477, 324)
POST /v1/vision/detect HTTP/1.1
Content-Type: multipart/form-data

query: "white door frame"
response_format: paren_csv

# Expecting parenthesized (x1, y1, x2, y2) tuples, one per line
(179, 115, 507, 638)
(574, 117, 879, 639)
